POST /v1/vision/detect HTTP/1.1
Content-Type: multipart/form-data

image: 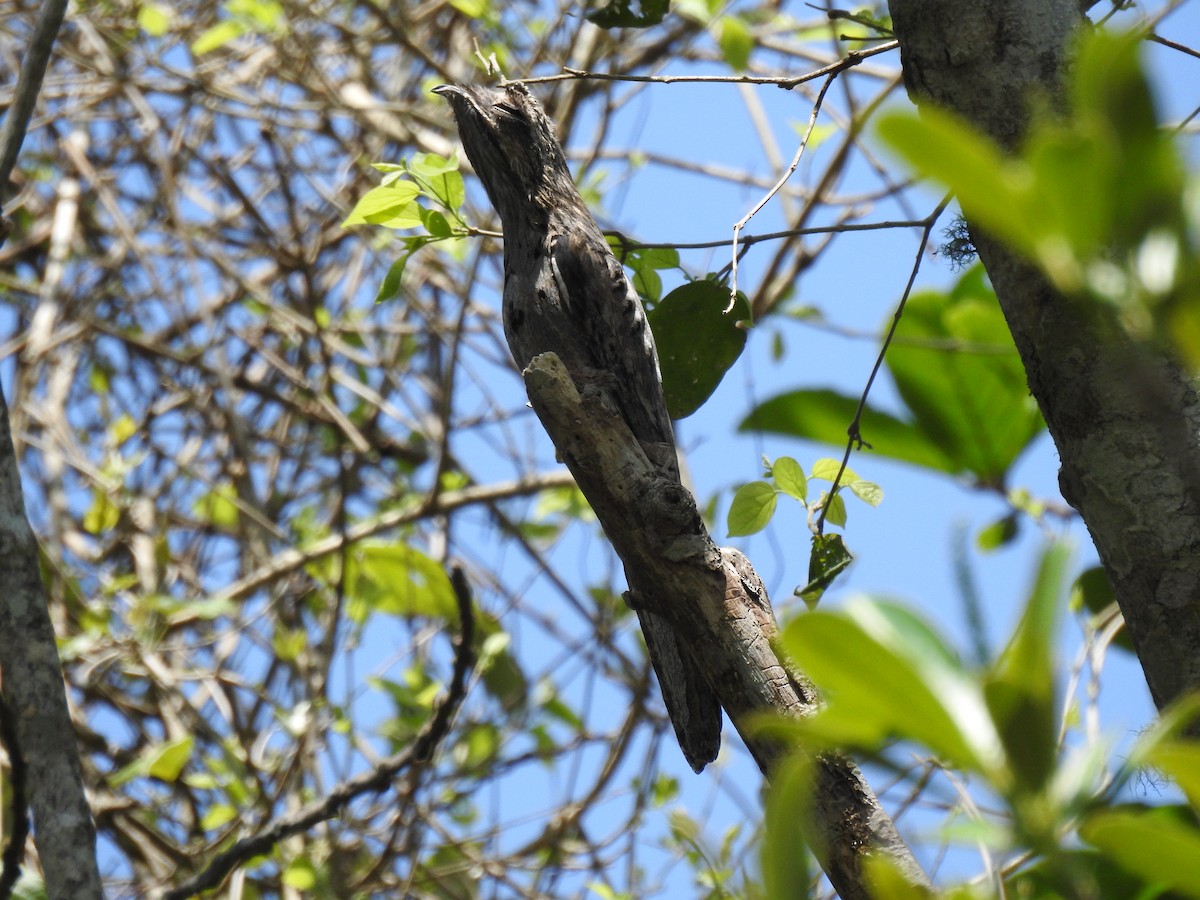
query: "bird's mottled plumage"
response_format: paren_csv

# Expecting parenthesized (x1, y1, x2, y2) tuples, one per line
(435, 82, 721, 771)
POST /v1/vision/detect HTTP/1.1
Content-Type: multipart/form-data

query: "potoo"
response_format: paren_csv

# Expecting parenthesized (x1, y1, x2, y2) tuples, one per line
(435, 83, 721, 771)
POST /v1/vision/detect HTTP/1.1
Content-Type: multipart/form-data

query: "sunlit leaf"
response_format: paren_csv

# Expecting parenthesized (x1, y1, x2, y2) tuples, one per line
(727, 481, 777, 537)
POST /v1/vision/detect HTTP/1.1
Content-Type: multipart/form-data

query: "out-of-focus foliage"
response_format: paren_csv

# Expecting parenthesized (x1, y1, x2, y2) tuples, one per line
(880, 28, 1200, 368)
(769, 543, 1200, 899)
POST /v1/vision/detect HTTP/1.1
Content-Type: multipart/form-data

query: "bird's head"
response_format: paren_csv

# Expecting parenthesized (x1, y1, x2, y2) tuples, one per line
(433, 82, 575, 224)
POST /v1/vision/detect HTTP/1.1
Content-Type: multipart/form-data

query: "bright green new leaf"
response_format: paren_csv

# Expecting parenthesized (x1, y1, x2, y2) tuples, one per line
(727, 481, 776, 537)
(771, 456, 807, 501)
(316, 540, 458, 624)
(191, 19, 246, 55)
(847, 479, 882, 507)
(810, 457, 851, 482)
(647, 279, 749, 419)
(420, 207, 452, 238)
(83, 490, 120, 535)
(717, 16, 753, 71)
(138, 3, 171, 35)
(194, 482, 240, 530)
(862, 856, 937, 900)
(341, 182, 421, 228)
(408, 152, 459, 178)
(281, 857, 317, 890)
(226, 0, 284, 30)
(201, 803, 238, 831)
(821, 491, 847, 527)
(148, 736, 195, 782)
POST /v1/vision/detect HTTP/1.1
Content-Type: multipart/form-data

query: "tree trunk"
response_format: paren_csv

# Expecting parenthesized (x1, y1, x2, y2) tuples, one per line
(889, 0, 1200, 712)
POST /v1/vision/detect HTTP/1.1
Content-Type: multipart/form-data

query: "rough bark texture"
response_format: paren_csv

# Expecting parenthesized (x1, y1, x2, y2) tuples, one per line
(0, 396, 102, 898)
(890, 0, 1200, 710)
(524, 353, 928, 898)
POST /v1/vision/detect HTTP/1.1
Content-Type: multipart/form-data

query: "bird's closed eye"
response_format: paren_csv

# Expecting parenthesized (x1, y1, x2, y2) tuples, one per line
(494, 102, 523, 120)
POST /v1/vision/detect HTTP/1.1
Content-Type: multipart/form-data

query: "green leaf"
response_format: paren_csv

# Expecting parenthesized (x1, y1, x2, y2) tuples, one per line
(587, 0, 669, 28)
(314, 540, 458, 625)
(479, 633, 528, 712)
(647, 280, 749, 419)
(1147, 741, 1200, 812)
(420, 207, 452, 238)
(632, 265, 663, 303)
(740, 388, 958, 474)
(191, 19, 246, 54)
(226, 0, 284, 30)
(634, 246, 680, 270)
(1081, 808, 1200, 897)
(878, 108, 1037, 260)
(138, 2, 172, 35)
(194, 482, 239, 530)
(984, 543, 1069, 793)
(727, 481, 777, 537)
(147, 736, 195, 782)
(341, 182, 421, 228)
(798, 533, 852, 607)
(1070, 565, 1133, 654)
(885, 266, 1044, 486)
(761, 756, 815, 899)
(809, 458, 851, 482)
(717, 16, 753, 71)
(821, 491, 847, 527)
(83, 490, 120, 535)
(375, 257, 406, 304)
(281, 857, 317, 890)
(771, 456, 807, 501)
(977, 512, 1020, 552)
(847, 479, 882, 507)
(201, 803, 238, 831)
(408, 152, 459, 178)
(778, 600, 999, 772)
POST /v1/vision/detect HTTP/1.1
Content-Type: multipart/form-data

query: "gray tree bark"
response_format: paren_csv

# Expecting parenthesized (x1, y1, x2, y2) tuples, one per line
(0, 0, 104, 895)
(889, 0, 1200, 712)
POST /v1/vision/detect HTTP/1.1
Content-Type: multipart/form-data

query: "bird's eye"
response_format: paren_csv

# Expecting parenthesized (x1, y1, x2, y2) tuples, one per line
(494, 102, 522, 120)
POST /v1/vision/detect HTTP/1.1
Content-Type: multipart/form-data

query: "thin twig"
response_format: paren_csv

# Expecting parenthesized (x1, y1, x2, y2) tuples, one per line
(162, 565, 478, 900)
(729, 73, 839, 311)
(517, 41, 898, 88)
(0, 0, 69, 220)
(816, 196, 950, 533)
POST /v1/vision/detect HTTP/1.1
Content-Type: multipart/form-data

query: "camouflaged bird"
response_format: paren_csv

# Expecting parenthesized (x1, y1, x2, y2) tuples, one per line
(435, 82, 721, 771)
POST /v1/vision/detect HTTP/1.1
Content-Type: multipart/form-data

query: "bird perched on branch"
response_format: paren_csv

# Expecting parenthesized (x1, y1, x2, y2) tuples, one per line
(434, 82, 721, 772)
